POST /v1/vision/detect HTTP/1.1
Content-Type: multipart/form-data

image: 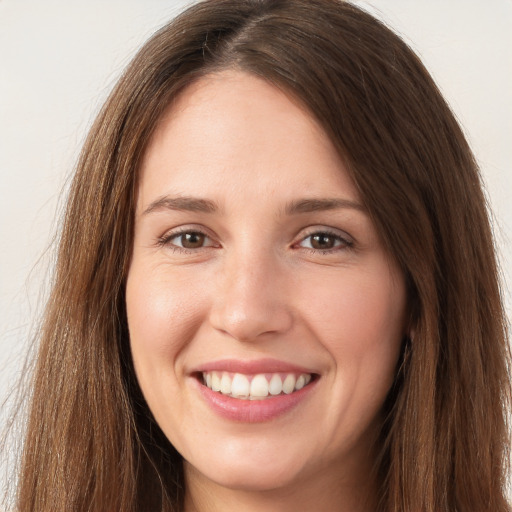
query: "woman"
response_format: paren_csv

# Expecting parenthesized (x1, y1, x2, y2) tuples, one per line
(15, 0, 511, 510)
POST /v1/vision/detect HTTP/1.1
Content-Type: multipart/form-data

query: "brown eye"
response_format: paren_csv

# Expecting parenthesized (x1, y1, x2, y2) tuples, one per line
(179, 232, 206, 249)
(161, 229, 217, 252)
(298, 231, 351, 252)
(310, 233, 336, 249)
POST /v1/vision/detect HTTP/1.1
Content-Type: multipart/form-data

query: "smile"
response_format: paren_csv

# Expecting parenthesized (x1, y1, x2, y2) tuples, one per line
(202, 371, 313, 400)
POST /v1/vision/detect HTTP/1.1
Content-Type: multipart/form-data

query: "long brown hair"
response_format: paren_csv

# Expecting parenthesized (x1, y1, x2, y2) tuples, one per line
(16, 1, 511, 510)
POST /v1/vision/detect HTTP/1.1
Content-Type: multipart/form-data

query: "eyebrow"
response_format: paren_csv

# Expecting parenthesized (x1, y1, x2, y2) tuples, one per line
(284, 198, 366, 215)
(142, 196, 219, 215)
(142, 195, 366, 217)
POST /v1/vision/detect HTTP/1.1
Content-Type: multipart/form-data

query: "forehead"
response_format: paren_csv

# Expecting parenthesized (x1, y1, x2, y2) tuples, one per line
(137, 70, 359, 211)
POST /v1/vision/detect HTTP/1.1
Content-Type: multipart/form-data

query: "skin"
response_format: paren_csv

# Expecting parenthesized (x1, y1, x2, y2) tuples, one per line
(126, 71, 407, 512)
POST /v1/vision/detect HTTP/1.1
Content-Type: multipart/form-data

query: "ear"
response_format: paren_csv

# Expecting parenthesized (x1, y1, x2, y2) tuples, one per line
(404, 306, 417, 342)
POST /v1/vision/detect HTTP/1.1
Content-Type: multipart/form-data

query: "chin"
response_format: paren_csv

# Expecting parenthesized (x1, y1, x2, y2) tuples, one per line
(193, 464, 298, 492)
(183, 444, 306, 492)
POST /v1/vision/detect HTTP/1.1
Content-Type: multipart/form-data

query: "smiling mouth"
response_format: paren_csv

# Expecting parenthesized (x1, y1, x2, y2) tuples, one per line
(200, 371, 315, 400)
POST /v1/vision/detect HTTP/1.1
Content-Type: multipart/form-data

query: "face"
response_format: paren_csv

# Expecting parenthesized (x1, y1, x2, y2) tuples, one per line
(126, 71, 406, 498)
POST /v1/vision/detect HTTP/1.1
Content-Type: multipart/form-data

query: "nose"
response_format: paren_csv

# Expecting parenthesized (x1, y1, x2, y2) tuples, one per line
(208, 249, 293, 342)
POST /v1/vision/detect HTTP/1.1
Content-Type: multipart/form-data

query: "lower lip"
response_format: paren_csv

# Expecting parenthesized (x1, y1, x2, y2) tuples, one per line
(195, 378, 317, 423)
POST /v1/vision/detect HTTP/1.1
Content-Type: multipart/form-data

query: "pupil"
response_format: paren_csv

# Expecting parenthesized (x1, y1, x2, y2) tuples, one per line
(312, 234, 334, 249)
(182, 232, 204, 248)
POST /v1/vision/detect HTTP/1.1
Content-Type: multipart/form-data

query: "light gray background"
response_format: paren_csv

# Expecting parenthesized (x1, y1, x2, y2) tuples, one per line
(1, 0, 511, 499)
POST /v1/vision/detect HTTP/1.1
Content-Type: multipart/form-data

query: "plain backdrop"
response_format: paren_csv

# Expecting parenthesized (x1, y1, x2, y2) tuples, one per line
(1, 0, 511, 497)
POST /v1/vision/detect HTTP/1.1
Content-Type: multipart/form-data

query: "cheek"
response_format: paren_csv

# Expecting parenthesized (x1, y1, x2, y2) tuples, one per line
(125, 265, 207, 382)
(298, 267, 406, 443)
(306, 268, 403, 329)
(299, 265, 406, 379)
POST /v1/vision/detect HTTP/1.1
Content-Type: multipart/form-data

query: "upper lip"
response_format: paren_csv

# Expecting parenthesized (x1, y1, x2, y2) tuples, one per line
(192, 358, 317, 375)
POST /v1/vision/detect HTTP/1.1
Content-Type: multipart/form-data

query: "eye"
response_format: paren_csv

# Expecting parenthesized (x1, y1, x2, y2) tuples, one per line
(173, 231, 208, 249)
(298, 231, 352, 251)
(158, 229, 218, 251)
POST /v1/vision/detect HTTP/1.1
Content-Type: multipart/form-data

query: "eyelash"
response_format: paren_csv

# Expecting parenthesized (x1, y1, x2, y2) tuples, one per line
(156, 228, 218, 254)
(156, 227, 354, 254)
(295, 228, 354, 253)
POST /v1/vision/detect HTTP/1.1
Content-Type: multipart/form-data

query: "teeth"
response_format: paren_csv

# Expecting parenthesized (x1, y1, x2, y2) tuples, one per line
(250, 374, 269, 397)
(211, 372, 221, 392)
(231, 373, 250, 397)
(202, 371, 313, 399)
(295, 374, 306, 390)
(269, 374, 282, 395)
(282, 374, 295, 394)
(220, 373, 232, 394)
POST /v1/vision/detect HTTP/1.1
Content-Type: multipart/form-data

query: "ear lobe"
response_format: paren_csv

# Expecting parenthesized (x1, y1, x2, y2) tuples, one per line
(404, 310, 416, 342)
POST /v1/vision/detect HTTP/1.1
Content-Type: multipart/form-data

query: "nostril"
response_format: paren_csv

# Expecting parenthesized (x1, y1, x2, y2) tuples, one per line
(209, 308, 293, 343)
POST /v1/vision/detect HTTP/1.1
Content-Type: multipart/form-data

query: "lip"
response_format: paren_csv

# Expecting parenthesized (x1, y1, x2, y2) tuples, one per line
(193, 358, 316, 375)
(190, 358, 319, 423)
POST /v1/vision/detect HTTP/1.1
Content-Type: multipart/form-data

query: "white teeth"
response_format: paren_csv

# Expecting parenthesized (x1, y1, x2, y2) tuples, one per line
(211, 372, 221, 391)
(282, 374, 296, 394)
(202, 371, 313, 399)
(250, 374, 269, 397)
(269, 374, 283, 395)
(231, 373, 250, 397)
(220, 373, 231, 394)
